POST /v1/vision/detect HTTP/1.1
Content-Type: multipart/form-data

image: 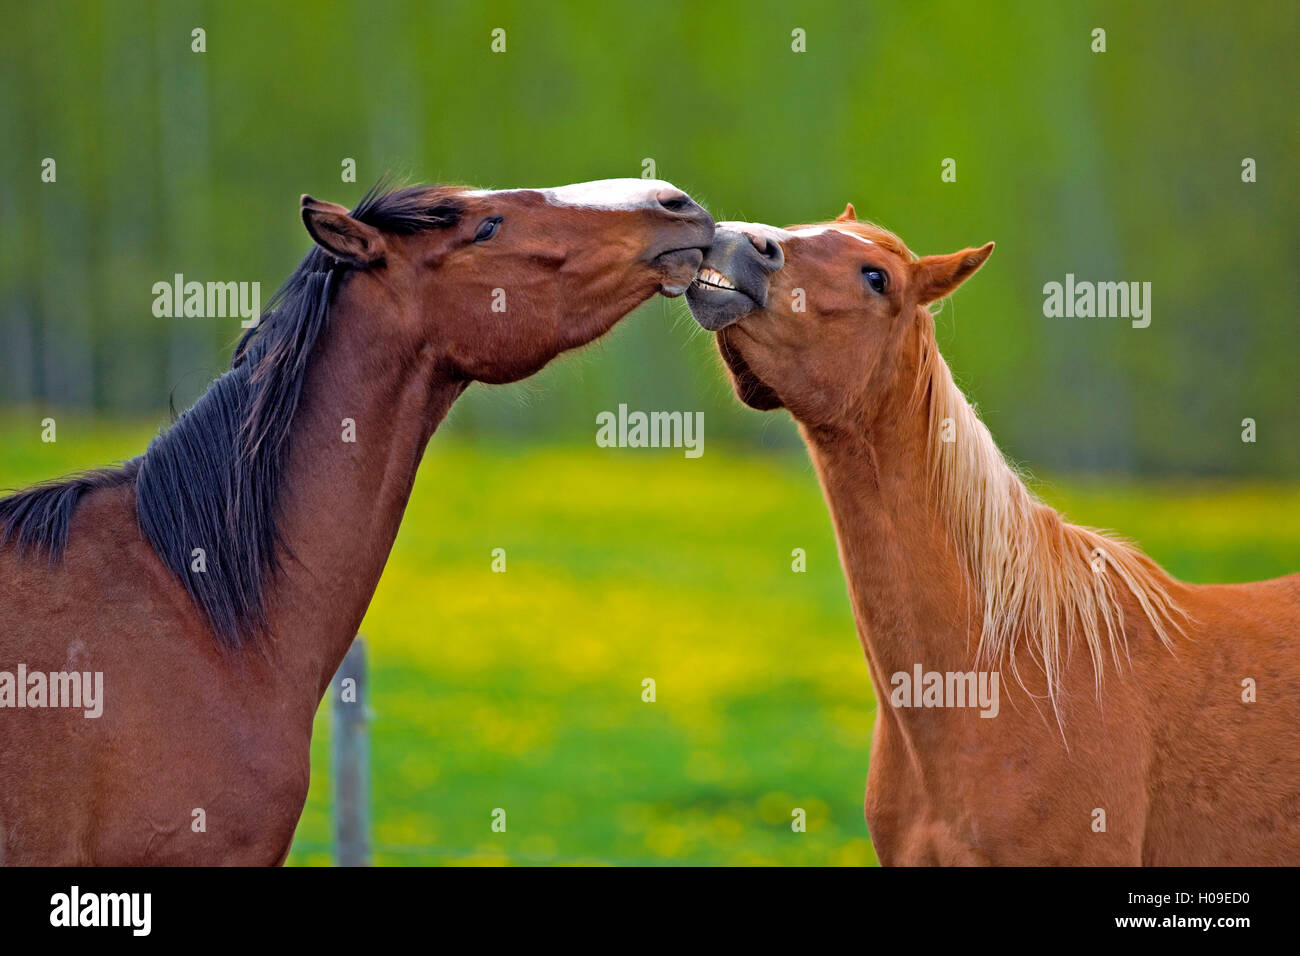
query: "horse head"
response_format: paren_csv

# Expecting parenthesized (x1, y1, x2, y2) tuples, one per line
(301, 179, 714, 384)
(685, 204, 991, 427)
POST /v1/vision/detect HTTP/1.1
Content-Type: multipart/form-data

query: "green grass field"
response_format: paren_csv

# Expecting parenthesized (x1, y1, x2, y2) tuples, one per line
(2, 412, 1297, 865)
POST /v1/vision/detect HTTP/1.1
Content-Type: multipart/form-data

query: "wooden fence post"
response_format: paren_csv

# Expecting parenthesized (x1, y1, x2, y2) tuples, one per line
(331, 635, 370, 866)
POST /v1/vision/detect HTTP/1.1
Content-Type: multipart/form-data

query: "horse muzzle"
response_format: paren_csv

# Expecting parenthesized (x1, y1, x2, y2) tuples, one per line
(648, 191, 715, 297)
(685, 227, 783, 330)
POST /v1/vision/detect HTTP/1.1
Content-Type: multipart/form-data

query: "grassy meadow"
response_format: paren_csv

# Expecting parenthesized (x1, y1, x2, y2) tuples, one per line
(1, 413, 1297, 865)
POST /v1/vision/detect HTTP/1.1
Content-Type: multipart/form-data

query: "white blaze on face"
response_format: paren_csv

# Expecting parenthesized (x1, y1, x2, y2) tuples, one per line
(717, 220, 876, 250)
(541, 179, 682, 210)
(716, 221, 797, 245)
(464, 179, 684, 211)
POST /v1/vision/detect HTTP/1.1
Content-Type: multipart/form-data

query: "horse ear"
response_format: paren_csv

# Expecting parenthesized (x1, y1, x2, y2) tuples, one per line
(300, 195, 386, 267)
(836, 203, 857, 223)
(912, 242, 994, 304)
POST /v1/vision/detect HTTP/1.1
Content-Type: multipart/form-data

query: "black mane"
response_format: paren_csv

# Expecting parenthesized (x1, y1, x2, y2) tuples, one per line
(0, 182, 464, 647)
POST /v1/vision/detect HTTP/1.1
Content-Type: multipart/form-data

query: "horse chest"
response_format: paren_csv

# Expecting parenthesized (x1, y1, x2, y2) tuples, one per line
(862, 714, 1140, 865)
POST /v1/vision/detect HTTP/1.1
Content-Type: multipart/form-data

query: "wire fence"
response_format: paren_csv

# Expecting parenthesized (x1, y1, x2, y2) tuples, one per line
(330, 637, 370, 866)
(322, 635, 704, 867)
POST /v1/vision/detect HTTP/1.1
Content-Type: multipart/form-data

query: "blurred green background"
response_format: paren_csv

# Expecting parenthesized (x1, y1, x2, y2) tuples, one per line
(4, 0, 1298, 473)
(1, 1, 1297, 864)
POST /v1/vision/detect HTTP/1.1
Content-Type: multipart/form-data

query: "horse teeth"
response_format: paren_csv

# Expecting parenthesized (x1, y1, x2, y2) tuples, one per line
(695, 268, 736, 290)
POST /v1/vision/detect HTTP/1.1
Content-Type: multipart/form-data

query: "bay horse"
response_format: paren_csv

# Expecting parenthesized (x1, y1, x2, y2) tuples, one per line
(686, 206, 1300, 865)
(0, 179, 713, 864)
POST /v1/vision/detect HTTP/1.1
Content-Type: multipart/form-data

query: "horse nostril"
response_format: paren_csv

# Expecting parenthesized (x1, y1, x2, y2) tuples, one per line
(656, 189, 693, 213)
(742, 232, 783, 271)
(749, 235, 780, 259)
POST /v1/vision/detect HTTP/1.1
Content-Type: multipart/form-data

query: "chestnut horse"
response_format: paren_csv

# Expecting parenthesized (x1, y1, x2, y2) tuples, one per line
(0, 179, 713, 864)
(686, 207, 1300, 865)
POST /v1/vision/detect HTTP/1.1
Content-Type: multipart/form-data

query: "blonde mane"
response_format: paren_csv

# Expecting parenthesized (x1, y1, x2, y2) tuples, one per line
(805, 217, 1184, 714)
(913, 315, 1185, 714)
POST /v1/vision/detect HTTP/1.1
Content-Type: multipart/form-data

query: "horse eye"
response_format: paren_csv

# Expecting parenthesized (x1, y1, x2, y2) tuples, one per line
(862, 267, 888, 294)
(474, 217, 502, 242)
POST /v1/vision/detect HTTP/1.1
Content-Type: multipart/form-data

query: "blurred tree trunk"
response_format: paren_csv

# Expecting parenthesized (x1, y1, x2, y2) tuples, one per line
(156, 0, 214, 412)
(10, 0, 95, 410)
(1038, 20, 1136, 474)
(94, 3, 164, 412)
(0, 25, 37, 406)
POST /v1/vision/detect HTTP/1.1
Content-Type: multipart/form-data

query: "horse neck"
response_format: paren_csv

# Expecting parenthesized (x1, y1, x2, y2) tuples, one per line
(263, 281, 464, 698)
(800, 348, 980, 724)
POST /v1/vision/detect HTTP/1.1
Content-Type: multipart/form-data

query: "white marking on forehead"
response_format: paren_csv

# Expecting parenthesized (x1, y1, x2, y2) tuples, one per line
(792, 227, 875, 246)
(544, 179, 682, 209)
(465, 179, 682, 211)
(716, 221, 796, 243)
(718, 221, 875, 247)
